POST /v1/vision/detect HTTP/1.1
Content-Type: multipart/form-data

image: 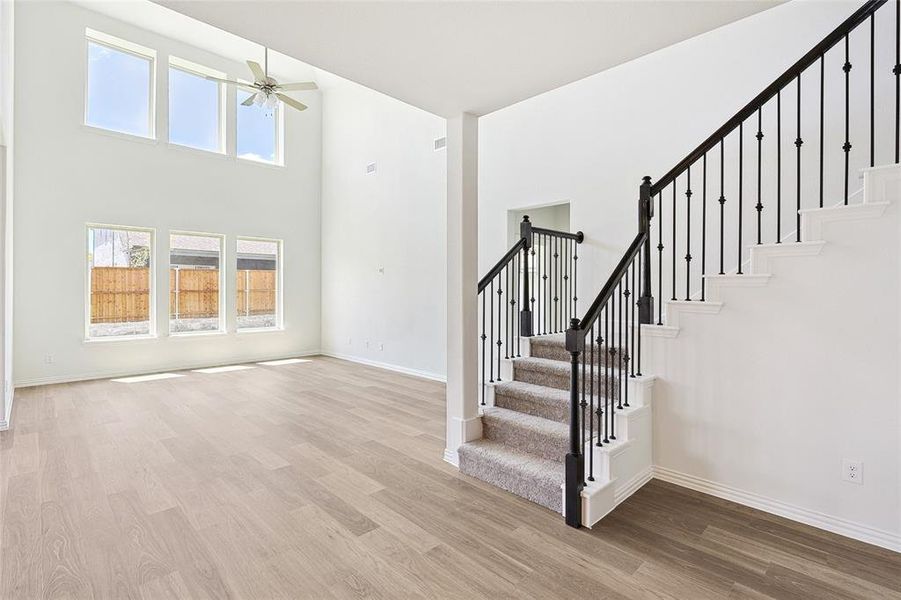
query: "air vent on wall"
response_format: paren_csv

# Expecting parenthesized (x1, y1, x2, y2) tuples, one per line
(434, 137, 447, 151)
(366, 162, 377, 174)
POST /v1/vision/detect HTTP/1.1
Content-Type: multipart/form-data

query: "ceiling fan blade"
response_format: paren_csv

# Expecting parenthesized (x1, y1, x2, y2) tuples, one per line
(202, 75, 257, 92)
(278, 82, 318, 91)
(241, 93, 257, 107)
(247, 60, 265, 82)
(202, 74, 234, 85)
(276, 93, 307, 112)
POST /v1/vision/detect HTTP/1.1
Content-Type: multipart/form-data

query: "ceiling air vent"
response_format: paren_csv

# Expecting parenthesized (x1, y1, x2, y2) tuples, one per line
(434, 137, 447, 151)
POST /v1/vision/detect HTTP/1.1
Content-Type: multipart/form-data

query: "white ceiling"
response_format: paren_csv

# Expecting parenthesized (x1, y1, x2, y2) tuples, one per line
(155, 0, 783, 117)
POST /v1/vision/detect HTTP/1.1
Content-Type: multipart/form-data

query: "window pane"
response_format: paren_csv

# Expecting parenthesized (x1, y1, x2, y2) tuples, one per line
(170, 234, 222, 333)
(237, 90, 278, 163)
(236, 238, 279, 329)
(87, 227, 152, 338)
(169, 67, 221, 152)
(86, 40, 152, 137)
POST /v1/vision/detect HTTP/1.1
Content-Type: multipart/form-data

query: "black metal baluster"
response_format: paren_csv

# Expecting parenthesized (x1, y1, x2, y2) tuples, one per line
(573, 239, 579, 318)
(630, 260, 636, 378)
(796, 74, 803, 242)
(820, 55, 825, 208)
(777, 91, 782, 242)
(515, 253, 521, 357)
(584, 326, 592, 481)
(530, 242, 536, 335)
(843, 33, 852, 205)
(756, 108, 764, 244)
(496, 271, 503, 380)
(504, 265, 510, 360)
(871, 13, 876, 168)
(481, 291, 487, 404)
(489, 280, 494, 383)
(610, 293, 618, 441)
(617, 280, 623, 411)
(554, 236, 560, 332)
(657, 192, 664, 324)
(671, 182, 677, 301)
(719, 139, 726, 273)
(636, 250, 643, 376)
(603, 307, 610, 444)
(565, 239, 571, 325)
(591, 320, 598, 447)
(685, 166, 692, 300)
(624, 271, 631, 407)
(701, 153, 707, 301)
(738, 123, 744, 274)
(896, 0, 900, 164)
(543, 234, 549, 334)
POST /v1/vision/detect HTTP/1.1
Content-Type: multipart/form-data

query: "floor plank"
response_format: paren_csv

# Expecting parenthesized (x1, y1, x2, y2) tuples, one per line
(1, 356, 898, 599)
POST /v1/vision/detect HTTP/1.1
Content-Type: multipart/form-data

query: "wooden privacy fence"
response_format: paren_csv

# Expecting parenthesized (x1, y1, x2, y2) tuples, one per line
(90, 267, 276, 323)
(236, 269, 277, 317)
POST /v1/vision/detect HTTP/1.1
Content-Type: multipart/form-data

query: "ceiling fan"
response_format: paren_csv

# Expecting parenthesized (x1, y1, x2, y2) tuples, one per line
(205, 47, 318, 112)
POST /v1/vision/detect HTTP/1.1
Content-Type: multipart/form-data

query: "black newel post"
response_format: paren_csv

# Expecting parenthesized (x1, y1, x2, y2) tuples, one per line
(519, 216, 534, 337)
(637, 176, 655, 325)
(564, 318, 584, 528)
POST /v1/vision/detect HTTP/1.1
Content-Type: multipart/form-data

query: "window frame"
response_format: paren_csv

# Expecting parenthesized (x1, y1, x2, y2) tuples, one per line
(84, 29, 157, 140)
(235, 236, 283, 332)
(85, 223, 157, 342)
(235, 86, 285, 167)
(167, 57, 227, 154)
(168, 231, 226, 337)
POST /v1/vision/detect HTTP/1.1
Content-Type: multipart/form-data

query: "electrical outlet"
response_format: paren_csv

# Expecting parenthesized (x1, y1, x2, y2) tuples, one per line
(43, 355, 54, 365)
(842, 460, 863, 484)
(378, 343, 384, 351)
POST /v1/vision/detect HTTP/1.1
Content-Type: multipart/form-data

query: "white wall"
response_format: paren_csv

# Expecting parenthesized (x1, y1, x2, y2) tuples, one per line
(320, 83, 446, 379)
(647, 178, 900, 548)
(0, 0, 14, 427)
(13, 1, 321, 385)
(479, 0, 892, 303)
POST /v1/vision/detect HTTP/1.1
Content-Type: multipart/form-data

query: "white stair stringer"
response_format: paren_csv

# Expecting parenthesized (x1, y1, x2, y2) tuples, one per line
(559, 374, 656, 527)
(645, 164, 899, 336)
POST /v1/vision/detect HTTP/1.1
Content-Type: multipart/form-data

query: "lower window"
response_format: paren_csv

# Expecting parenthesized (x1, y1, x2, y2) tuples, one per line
(170, 233, 224, 334)
(87, 225, 154, 339)
(236, 237, 280, 330)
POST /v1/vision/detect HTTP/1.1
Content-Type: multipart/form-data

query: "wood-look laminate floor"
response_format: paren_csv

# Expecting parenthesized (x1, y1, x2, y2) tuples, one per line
(1, 357, 899, 600)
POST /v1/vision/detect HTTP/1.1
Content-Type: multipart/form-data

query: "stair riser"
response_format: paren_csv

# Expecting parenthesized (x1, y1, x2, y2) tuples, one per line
(513, 365, 623, 396)
(494, 393, 567, 424)
(481, 416, 568, 462)
(458, 451, 562, 513)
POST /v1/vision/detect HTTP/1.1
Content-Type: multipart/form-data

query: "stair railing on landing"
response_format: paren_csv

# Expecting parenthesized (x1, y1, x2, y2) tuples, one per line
(563, 0, 900, 527)
(478, 216, 583, 405)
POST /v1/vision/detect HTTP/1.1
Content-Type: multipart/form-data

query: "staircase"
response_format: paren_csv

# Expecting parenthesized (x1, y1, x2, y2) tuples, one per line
(459, 334, 654, 523)
(453, 0, 901, 531)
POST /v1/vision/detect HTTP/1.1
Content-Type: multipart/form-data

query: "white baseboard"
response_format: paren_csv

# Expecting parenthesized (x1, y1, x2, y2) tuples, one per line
(319, 351, 446, 383)
(14, 350, 323, 388)
(443, 448, 459, 467)
(653, 466, 901, 553)
(615, 465, 653, 505)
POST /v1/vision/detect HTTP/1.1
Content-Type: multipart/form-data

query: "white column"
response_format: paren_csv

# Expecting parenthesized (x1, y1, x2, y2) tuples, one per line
(445, 113, 481, 465)
(0, 0, 14, 431)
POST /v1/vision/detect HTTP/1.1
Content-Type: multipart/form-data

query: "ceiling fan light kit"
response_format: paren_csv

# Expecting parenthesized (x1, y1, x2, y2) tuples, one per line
(205, 47, 317, 113)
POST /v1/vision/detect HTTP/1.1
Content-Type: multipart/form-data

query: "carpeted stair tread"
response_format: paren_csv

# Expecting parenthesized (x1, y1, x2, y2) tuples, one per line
(529, 333, 628, 363)
(481, 406, 568, 461)
(513, 357, 626, 392)
(457, 439, 563, 513)
(493, 380, 615, 424)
